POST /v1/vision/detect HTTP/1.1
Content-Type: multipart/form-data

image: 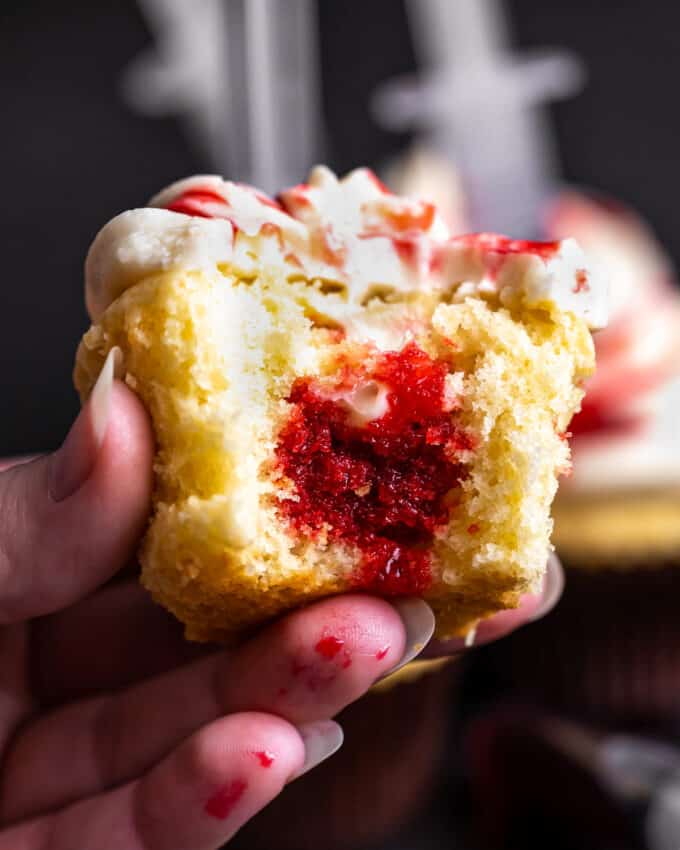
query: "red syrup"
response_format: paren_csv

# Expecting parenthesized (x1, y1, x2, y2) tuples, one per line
(275, 343, 472, 595)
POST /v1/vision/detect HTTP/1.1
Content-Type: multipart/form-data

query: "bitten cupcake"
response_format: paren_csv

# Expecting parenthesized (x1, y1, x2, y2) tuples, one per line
(74, 166, 604, 644)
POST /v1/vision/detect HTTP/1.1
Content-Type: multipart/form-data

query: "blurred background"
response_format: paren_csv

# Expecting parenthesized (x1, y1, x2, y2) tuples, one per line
(4, 1, 680, 848)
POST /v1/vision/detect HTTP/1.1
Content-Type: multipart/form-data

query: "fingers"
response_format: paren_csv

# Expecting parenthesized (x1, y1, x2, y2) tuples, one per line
(0, 351, 154, 623)
(0, 714, 341, 850)
(426, 552, 565, 655)
(1, 595, 426, 822)
(32, 581, 208, 705)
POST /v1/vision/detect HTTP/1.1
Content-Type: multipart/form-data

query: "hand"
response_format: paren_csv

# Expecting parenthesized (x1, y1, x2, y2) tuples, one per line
(0, 353, 426, 849)
(0, 349, 561, 848)
(425, 551, 564, 657)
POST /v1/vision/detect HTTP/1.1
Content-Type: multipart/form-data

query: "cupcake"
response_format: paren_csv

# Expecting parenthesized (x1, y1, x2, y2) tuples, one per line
(486, 191, 680, 726)
(74, 165, 603, 644)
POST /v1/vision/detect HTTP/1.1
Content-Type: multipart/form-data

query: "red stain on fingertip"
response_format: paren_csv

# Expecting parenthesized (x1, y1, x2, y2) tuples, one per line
(204, 779, 247, 819)
(341, 652, 352, 669)
(375, 646, 390, 661)
(315, 635, 345, 659)
(253, 750, 275, 768)
(291, 659, 309, 677)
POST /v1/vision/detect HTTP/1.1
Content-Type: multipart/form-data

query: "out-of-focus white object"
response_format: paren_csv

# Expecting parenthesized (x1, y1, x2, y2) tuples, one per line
(373, 0, 585, 236)
(385, 145, 470, 234)
(597, 736, 680, 850)
(122, 0, 320, 192)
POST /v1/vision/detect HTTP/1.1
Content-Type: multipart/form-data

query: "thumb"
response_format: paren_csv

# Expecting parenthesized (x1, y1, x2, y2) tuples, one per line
(0, 349, 154, 624)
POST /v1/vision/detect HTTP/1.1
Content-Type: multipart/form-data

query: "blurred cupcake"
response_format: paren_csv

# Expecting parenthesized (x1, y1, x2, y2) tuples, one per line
(549, 190, 680, 569)
(487, 191, 680, 726)
(385, 144, 470, 235)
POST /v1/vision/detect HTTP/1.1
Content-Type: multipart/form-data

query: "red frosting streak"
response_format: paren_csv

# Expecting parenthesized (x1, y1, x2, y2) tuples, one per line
(375, 646, 390, 661)
(204, 779, 247, 819)
(275, 344, 472, 595)
(365, 171, 393, 194)
(453, 233, 560, 279)
(165, 188, 228, 218)
(382, 201, 435, 233)
(234, 183, 284, 211)
(315, 635, 345, 659)
(278, 184, 312, 212)
(573, 269, 590, 293)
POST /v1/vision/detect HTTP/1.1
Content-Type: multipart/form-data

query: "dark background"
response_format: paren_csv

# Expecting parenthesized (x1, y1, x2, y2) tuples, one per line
(1, 0, 677, 454)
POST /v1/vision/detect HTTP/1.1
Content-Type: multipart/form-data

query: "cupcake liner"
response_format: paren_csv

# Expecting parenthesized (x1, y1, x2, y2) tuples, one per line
(229, 663, 458, 850)
(481, 560, 680, 729)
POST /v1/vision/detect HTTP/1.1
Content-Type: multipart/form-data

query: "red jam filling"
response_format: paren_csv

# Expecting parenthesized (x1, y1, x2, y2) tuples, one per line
(275, 343, 472, 594)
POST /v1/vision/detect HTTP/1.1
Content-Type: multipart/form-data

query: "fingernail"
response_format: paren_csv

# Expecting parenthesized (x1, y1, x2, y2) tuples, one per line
(528, 552, 565, 622)
(380, 598, 436, 679)
(48, 348, 118, 502)
(290, 720, 344, 780)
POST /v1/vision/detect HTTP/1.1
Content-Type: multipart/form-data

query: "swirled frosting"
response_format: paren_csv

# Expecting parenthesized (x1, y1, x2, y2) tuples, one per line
(85, 166, 607, 328)
(546, 192, 680, 491)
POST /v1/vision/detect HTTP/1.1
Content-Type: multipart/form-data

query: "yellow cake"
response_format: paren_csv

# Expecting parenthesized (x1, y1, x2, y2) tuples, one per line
(74, 166, 605, 642)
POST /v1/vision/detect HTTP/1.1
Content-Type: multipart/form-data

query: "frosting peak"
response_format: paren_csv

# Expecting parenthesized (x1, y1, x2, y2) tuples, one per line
(85, 166, 607, 328)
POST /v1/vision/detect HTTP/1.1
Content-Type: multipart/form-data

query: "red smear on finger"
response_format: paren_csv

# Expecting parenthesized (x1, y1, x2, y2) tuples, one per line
(375, 645, 390, 661)
(315, 635, 345, 659)
(204, 779, 247, 819)
(291, 659, 309, 677)
(253, 751, 275, 768)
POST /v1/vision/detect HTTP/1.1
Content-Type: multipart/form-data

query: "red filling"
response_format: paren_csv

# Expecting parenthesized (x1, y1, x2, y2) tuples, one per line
(275, 343, 472, 594)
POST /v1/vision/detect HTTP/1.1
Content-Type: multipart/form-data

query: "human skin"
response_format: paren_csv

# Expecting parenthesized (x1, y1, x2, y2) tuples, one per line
(0, 354, 558, 849)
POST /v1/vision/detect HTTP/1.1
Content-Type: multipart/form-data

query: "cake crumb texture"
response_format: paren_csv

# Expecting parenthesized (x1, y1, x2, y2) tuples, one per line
(75, 259, 593, 642)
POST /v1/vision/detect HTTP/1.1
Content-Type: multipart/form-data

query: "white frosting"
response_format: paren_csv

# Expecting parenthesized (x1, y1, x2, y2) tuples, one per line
(546, 191, 680, 493)
(330, 380, 391, 426)
(567, 379, 680, 491)
(85, 165, 608, 328)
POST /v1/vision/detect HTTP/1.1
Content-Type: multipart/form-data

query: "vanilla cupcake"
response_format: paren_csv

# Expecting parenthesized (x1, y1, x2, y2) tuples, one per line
(74, 167, 604, 643)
